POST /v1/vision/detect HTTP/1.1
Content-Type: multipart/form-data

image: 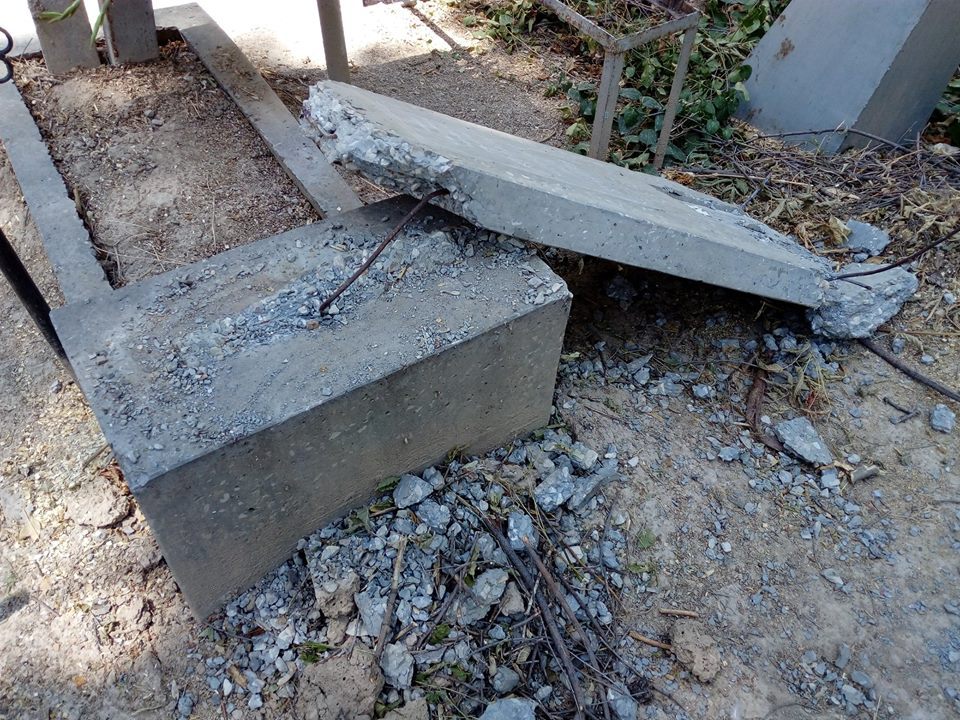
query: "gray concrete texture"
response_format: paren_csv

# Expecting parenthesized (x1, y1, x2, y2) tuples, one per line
(27, 0, 101, 75)
(155, 3, 361, 216)
(302, 82, 833, 308)
(0, 80, 111, 304)
(52, 197, 571, 616)
(738, 0, 960, 153)
(99, 0, 159, 65)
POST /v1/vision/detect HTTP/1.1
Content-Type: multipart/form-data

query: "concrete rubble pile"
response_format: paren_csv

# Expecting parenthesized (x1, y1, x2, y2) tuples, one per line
(195, 430, 666, 720)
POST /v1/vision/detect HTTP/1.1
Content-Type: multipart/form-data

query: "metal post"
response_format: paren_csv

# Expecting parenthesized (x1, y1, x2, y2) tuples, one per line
(0, 227, 68, 364)
(317, 0, 350, 83)
(654, 24, 697, 170)
(588, 50, 626, 160)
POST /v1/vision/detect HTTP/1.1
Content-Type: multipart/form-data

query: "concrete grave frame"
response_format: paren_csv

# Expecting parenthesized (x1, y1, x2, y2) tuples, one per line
(0, 9, 570, 616)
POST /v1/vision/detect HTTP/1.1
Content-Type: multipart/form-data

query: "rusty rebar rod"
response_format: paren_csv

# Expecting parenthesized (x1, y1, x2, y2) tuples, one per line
(317, 189, 448, 315)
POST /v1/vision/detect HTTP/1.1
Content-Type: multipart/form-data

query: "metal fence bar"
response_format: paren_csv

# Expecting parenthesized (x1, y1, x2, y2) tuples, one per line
(0, 227, 68, 364)
(588, 50, 626, 159)
(653, 23, 697, 169)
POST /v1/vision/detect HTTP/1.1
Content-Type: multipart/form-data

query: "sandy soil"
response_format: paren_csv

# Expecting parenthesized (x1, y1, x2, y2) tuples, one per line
(1, 2, 958, 720)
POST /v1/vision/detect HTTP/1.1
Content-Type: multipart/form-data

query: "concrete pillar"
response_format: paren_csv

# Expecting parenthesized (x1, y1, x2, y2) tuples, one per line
(737, 0, 960, 153)
(100, 0, 159, 65)
(317, 0, 350, 83)
(28, 0, 101, 74)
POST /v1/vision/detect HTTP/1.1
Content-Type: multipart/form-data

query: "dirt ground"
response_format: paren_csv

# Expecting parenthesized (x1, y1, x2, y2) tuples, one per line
(1, 2, 958, 720)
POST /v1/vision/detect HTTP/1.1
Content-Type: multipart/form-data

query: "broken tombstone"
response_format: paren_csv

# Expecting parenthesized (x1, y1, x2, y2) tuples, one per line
(808, 264, 918, 339)
(52, 197, 570, 617)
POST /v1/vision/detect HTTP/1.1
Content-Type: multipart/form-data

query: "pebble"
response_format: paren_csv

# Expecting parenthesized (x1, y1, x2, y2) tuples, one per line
(393, 474, 433, 508)
(533, 466, 576, 511)
(177, 692, 194, 717)
(774, 417, 833, 466)
(507, 511, 537, 550)
(844, 220, 890, 256)
(835, 644, 851, 670)
(381, 643, 415, 689)
(821, 568, 844, 588)
(491, 666, 520, 694)
(607, 684, 638, 720)
(931, 404, 956, 434)
(479, 698, 537, 720)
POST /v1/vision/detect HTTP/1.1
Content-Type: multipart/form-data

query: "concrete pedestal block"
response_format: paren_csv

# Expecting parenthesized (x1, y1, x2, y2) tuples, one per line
(52, 198, 570, 616)
(738, 0, 960, 152)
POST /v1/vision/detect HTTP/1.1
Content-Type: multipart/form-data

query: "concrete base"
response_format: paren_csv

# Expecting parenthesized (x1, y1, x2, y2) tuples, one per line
(302, 82, 832, 308)
(52, 197, 570, 616)
(738, 0, 960, 152)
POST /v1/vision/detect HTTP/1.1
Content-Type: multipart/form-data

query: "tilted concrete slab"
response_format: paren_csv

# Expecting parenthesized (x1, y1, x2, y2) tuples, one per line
(52, 197, 570, 616)
(302, 82, 832, 308)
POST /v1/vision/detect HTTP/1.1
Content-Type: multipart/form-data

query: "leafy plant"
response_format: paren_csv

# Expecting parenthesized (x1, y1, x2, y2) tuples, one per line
(296, 640, 333, 663)
(636, 528, 657, 550)
(930, 71, 960, 146)
(461, 0, 789, 167)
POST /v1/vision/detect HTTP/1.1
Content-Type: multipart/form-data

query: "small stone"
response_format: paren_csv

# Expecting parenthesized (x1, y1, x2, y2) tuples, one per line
(534, 466, 576, 511)
(479, 698, 537, 720)
(944, 291, 957, 305)
(822, 568, 844, 587)
(177, 692, 194, 717)
(774, 417, 833, 466)
(891, 337, 906, 354)
(473, 569, 509, 605)
(850, 670, 874, 689)
(931, 404, 956, 434)
(491, 666, 520, 694)
(393, 474, 432, 508)
(380, 643, 415, 689)
(144, 108, 156, 119)
(921, 354, 935, 365)
(499, 582, 525, 616)
(670, 620, 721, 682)
(718, 446, 740, 462)
(569, 441, 599, 470)
(567, 473, 605, 509)
(844, 220, 890, 256)
(534, 685, 553, 702)
(693, 384, 712, 399)
(835, 644, 851, 669)
(247, 694, 263, 710)
(607, 684, 638, 720)
(841, 683, 866, 706)
(506, 512, 536, 550)
(417, 499, 450, 530)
